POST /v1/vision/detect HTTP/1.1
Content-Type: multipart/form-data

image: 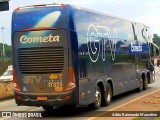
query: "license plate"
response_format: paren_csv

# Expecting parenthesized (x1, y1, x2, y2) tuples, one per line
(37, 96, 48, 101)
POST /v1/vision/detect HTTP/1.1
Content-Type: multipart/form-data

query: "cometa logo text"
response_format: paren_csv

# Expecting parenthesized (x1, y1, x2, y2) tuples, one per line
(131, 43, 142, 52)
(20, 35, 60, 44)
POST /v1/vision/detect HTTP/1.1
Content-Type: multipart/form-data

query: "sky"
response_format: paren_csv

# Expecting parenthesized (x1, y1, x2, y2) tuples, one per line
(0, 0, 160, 45)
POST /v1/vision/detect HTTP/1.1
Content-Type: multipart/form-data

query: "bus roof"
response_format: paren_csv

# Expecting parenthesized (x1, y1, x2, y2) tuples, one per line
(15, 3, 146, 27)
(15, 3, 66, 11)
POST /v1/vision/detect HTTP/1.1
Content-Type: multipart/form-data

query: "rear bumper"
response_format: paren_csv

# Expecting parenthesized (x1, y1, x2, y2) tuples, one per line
(14, 91, 74, 107)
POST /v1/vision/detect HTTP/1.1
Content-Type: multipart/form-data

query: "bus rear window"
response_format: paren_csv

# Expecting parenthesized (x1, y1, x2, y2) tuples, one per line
(13, 6, 67, 31)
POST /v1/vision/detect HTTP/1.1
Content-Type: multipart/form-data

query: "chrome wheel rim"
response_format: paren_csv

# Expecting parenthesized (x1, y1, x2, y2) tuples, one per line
(145, 79, 148, 87)
(106, 88, 111, 102)
(95, 89, 101, 106)
(140, 79, 143, 90)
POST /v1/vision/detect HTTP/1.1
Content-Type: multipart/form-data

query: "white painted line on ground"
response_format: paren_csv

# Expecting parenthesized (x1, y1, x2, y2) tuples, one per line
(87, 89, 160, 120)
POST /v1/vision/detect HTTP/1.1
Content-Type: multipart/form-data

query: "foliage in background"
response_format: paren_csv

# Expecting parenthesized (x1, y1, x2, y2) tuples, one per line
(0, 43, 12, 75)
(0, 57, 12, 75)
(153, 34, 160, 48)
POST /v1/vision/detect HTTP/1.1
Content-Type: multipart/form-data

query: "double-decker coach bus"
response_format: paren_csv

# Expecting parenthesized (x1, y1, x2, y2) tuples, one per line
(12, 4, 159, 110)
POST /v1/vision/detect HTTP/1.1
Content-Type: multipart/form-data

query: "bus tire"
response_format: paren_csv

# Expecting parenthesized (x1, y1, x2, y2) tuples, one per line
(143, 77, 148, 90)
(91, 86, 102, 110)
(102, 83, 112, 106)
(136, 79, 143, 92)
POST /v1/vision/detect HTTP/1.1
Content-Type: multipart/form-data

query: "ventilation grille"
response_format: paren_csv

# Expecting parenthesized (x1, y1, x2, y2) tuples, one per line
(18, 47, 64, 74)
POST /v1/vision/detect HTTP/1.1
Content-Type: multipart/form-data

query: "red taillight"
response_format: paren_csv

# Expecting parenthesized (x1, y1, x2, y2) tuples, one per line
(34, 4, 46, 7)
(17, 95, 21, 99)
(15, 7, 20, 11)
(57, 95, 70, 101)
(64, 67, 76, 91)
(16, 95, 25, 102)
(18, 27, 59, 32)
(13, 68, 21, 92)
(61, 4, 66, 7)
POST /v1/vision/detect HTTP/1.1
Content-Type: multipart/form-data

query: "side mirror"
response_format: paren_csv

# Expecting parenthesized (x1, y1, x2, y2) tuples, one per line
(151, 43, 159, 57)
(156, 47, 159, 56)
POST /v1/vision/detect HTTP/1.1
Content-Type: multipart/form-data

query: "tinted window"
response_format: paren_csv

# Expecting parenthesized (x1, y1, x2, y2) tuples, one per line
(74, 9, 89, 35)
(134, 23, 146, 43)
(13, 6, 67, 31)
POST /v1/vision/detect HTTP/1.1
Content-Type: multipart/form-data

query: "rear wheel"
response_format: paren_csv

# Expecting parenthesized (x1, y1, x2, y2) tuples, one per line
(91, 86, 102, 110)
(143, 77, 148, 90)
(136, 79, 143, 92)
(102, 83, 112, 106)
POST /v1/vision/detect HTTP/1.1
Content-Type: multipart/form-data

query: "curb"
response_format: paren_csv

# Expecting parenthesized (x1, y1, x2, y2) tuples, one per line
(0, 95, 14, 101)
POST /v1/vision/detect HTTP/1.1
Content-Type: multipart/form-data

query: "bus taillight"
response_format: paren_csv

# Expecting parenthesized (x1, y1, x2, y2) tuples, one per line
(34, 4, 46, 7)
(13, 68, 21, 92)
(61, 4, 66, 7)
(64, 67, 76, 91)
(15, 7, 20, 11)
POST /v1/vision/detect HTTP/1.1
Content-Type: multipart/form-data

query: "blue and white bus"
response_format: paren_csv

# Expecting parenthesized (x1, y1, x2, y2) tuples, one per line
(12, 3, 159, 110)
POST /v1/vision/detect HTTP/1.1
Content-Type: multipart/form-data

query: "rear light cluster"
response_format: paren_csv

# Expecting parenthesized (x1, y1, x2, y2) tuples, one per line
(13, 68, 21, 92)
(64, 67, 76, 92)
(16, 95, 25, 102)
(15, 4, 66, 11)
(15, 7, 20, 11)
(57, 95, 70, 101)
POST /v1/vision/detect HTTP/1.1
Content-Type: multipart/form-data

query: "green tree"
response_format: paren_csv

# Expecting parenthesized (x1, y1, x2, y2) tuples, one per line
(0, 43, 12, 75)
(153, 34, 160, 47)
